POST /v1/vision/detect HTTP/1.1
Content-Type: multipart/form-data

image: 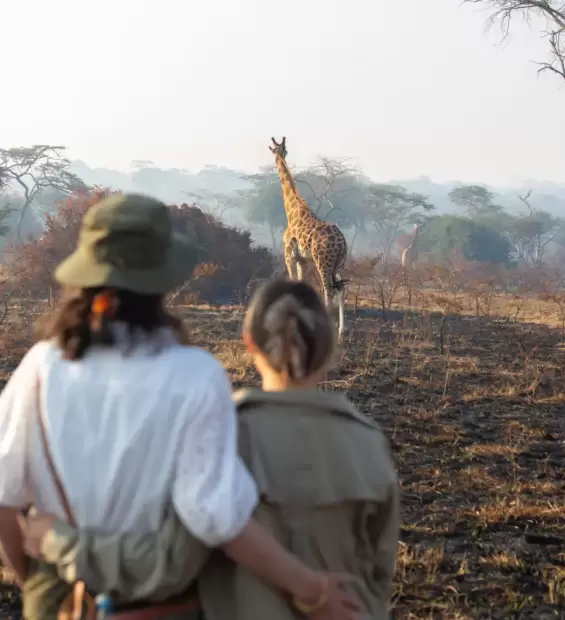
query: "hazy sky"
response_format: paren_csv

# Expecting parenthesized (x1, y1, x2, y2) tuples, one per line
(2, 0, 563, 185)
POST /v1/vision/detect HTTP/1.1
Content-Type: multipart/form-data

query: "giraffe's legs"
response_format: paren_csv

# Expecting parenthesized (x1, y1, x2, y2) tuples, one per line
(325, 282, 346, 343)
(283, 230, 298, 280)
(336, 286, 345, 342)
(319, 275, 344, 342)
(285, 233, 309, 282)
(322, 284, 333, 313)
(311, 245, 347, 341)
(295, 257, 306, 282)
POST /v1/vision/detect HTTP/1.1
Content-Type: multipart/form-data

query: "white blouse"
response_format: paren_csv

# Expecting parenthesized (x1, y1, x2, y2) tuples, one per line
(0, 338, 259, 546)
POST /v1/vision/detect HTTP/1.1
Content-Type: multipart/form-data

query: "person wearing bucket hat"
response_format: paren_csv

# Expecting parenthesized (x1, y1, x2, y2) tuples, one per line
(54, 193, 203, 295)
(0, 193, 361, 620)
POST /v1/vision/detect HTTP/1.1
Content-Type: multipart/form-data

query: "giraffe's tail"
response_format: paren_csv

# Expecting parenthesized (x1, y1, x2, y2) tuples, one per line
(332, 275, 350, 292)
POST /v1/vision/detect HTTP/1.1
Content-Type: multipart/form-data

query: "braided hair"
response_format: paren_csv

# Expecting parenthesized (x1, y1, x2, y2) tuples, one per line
(244, 278, 335, 380)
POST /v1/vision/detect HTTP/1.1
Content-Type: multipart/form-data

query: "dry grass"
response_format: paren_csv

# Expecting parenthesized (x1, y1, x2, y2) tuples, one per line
(1, 290, 565, 618)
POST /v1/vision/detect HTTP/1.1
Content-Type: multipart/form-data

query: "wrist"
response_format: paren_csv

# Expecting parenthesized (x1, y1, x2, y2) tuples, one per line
(41, 520, 77, 562)
(291, 571, 328, 611)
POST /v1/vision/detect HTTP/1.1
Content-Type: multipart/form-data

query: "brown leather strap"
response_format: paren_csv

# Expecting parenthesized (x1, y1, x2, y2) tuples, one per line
(35, 376, 76, 527)
(34, 376, 94, 620)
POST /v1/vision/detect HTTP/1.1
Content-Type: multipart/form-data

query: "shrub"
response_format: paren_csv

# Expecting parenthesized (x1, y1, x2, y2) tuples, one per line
(419, 215, 513, 265)
(6, 188, 114, 299)
(169, 203, 274, 303)
(6, 192, 274, 305)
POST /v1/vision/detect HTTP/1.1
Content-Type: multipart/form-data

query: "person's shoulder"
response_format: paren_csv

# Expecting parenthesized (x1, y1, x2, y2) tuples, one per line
(20, 340, 61, 368)
(321, 391, 382, 431)
(164, 346, 235, 423)
(0, 340, 63, 390)
(165, 345, 228, 381)
(166, 345, 224, 369)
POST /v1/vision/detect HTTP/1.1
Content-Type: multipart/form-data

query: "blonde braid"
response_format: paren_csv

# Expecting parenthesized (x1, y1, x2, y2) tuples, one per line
(262, 294, 318, 379)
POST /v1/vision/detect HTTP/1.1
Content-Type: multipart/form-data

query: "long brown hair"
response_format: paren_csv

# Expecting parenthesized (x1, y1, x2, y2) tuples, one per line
(36, 287, 188, 360)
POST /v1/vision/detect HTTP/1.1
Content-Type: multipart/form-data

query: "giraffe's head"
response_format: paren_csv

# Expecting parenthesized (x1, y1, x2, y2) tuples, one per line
(269, 137, 287, 160)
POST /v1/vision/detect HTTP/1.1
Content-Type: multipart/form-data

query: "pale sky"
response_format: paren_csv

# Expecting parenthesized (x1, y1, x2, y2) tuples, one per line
(2, 0, 564, 186)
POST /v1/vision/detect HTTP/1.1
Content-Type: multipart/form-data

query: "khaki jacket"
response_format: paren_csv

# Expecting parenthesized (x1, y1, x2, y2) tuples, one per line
(35, 388, 400, 620)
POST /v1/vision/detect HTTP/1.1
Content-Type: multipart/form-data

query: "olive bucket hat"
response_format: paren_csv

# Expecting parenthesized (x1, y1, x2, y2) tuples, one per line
(54, 193, 203, 295)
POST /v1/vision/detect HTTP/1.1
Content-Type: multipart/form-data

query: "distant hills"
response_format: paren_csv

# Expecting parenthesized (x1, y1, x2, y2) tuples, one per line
(69, 162, 565, 220)
(70, 160, 250, 205)
(388, 176, 565, 218)
(1, 160, 563, 253)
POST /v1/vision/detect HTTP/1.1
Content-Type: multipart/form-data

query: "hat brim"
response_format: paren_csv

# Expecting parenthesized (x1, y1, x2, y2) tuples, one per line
(54, 233, 203, 295)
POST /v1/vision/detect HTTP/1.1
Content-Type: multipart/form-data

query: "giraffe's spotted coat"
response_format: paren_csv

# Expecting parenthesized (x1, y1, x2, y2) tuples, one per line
(269, 137, 348, 339)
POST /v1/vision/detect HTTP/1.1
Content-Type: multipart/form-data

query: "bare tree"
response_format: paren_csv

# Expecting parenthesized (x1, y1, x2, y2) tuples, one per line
(0, 165, 8, 192)
(0, 145, 88, 241)
(241, 158, 366, 252)
(297, 156, 360, 219)
(464, 1, 565, 82)
(364, 184, 434, 264)
(507, 189, 564, 266)
(182, 190, 243, 219)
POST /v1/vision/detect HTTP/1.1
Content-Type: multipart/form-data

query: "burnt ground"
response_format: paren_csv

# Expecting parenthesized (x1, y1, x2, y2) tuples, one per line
(1, 298, 565, 619)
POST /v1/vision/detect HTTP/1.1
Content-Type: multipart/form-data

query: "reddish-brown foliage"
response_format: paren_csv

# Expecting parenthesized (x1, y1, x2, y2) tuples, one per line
(6, 188, 115, 298)
(169, 203, 273, 303)
(6, 192, 273, 305)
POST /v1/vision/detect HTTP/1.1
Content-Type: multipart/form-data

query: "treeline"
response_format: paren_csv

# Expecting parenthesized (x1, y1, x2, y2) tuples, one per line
(1, 144, 565, 274)
(240, 168, 565, 268)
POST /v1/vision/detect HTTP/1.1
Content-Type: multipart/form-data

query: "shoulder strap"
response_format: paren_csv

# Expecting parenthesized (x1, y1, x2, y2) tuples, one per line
(34, 377, 95, 620)
(35, 376, 77, 528)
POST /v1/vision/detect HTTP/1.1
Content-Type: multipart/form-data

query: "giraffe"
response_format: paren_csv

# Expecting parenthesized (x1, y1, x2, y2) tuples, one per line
(401, 221, 422, 274)
(269, 137, 348, 340)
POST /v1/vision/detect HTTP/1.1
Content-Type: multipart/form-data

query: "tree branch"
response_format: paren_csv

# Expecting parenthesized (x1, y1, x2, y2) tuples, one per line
(463, 0, 565, 83)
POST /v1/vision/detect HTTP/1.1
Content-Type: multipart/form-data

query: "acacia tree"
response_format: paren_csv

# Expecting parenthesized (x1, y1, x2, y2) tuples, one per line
(507, 189, 564, 266)
(465, 1, 565, 82)
(296, 156, 360, 219)
(241, 159, 367, 251)
(8, 188, 113, 300)
(0, 167, 14, 237)
(0, 145, 88, 241)
(449, 185, 496, 216)
(418, 214, 513, 264)
(448, 184, 514, 237)
(298, 159, 369, 251)
(0, 165, 8, 191)
(363, 184, 435, 263)
(241, 169, 287, 250)
(182, 189, 244, 219)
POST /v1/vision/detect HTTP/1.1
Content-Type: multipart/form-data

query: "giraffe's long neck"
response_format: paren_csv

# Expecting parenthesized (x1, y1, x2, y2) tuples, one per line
(275, 155, 300, 195)
(274, 155, 312, 223)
